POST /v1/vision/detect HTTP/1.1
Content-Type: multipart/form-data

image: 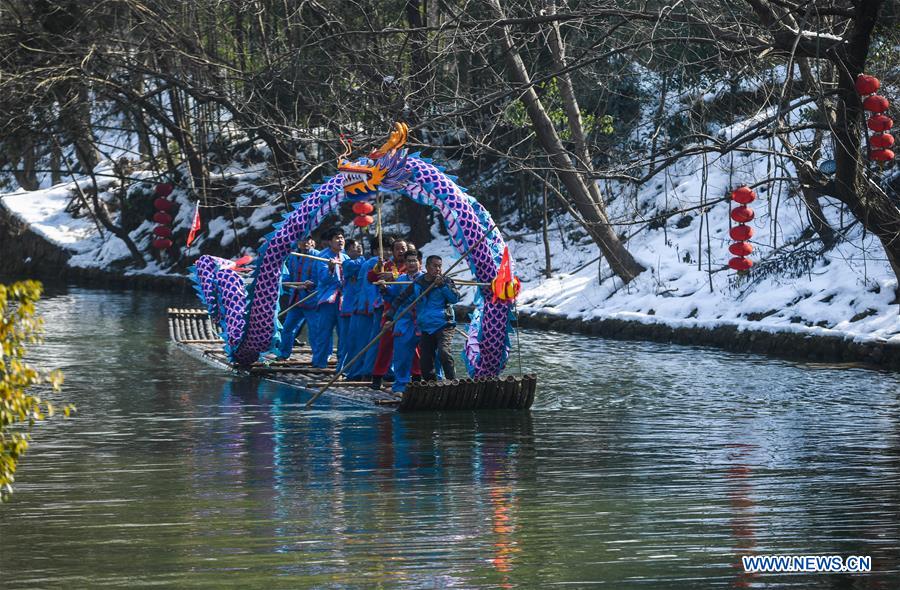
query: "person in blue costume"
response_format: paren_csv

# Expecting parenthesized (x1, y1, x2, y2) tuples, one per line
(380, 250, 425, 393)
(414, 254, 461, 381)
(277, 236, 319, 359)
(310, 227, 349, 368)
(345, 236, 384, 380)
(337, 238, 364, 371)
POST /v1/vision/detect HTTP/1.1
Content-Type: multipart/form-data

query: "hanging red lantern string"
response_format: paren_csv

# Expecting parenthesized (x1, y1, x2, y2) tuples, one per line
(728, 186, 756, 273)
(151, 182, 175, 251)
(855, 74, 895, 166)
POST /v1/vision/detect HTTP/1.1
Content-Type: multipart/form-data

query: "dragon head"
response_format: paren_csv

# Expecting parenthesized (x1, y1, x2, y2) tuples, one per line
(337, 122, 411, 197)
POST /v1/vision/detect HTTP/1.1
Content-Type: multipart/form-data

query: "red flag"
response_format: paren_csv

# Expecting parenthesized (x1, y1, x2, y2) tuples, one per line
(497, 246, 512, 282)
(492, 246, 514, 303)
(186, 202, 201, 246)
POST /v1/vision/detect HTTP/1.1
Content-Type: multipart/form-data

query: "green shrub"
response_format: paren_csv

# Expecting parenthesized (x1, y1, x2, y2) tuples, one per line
(0, 280, 72, 501)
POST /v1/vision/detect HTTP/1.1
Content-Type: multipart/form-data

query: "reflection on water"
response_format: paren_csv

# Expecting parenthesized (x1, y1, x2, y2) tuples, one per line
(1, 284, 900, 588)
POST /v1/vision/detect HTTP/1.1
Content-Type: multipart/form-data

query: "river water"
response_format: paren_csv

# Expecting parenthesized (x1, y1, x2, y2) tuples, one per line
(1, 284, 899, 588)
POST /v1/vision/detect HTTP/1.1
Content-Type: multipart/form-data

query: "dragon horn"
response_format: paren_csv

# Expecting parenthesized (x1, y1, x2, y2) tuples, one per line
(370, 122, 408, 158)
(337, 133, 353, 165)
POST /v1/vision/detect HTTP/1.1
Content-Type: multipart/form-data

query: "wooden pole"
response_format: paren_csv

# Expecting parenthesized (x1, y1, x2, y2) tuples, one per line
(277, 290, 318, 319)
(290, 251, 342, 264)
(376, 279, 488, 287)
(376, 194, 384, 261)
(306, 225, 495, 408)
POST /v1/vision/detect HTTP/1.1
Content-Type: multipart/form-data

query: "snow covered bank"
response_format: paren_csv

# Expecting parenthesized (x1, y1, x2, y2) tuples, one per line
(3, 135, 900, 369)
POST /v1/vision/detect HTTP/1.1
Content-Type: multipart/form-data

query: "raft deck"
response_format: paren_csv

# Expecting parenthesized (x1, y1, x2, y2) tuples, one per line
(167, 308, 536, 412)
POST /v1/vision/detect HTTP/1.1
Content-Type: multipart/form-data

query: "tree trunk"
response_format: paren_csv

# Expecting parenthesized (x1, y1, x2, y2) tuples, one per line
(10, 138, 39, 191)
(488, 0, 644, 283)
(794, 162, 836, 249)
(545, 0, 609, 217)
(167, 85, 207, 189)
(846, 189, 900, 297)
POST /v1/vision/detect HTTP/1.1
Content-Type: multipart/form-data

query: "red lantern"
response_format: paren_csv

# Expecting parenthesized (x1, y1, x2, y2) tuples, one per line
(729, 242, 754, 256)
(855, 75, 880, 96)
(728, 257, 753, 271)
(731, 186, 757, 204)
(352, 201, 374, 215)
(353, 214, 374, 227)
(730, 206, 755, 223)
(730, 225, 753, 241)
(154, 183, 174, 197)
(863, 95, 890, 113)
(152, 211, 173, 225)
(154, 197, 175, 212)
(152, 237, 173, 250)
(152, 225, 173, 238)
(870, 133, 895, 149)
(869, 149, 896, 162)
(867, 115, 893, 133)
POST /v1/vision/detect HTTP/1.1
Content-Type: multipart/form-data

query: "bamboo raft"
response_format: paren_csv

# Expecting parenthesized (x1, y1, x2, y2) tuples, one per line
(168, 308, 536, 412)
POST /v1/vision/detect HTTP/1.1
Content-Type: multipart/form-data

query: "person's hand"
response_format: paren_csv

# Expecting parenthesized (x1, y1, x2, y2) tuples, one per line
(303, 280, 315, 289)
(434, 274, 445, 286)
(378, 271, 394, 281)
(327, 259, 337, 271)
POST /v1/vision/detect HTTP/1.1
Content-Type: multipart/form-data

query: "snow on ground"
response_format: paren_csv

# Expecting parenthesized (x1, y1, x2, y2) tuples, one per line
(2, 182, 102, 251)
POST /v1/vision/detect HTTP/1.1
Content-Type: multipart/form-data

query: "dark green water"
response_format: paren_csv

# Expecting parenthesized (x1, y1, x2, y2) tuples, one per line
(2, 285, 900, 588)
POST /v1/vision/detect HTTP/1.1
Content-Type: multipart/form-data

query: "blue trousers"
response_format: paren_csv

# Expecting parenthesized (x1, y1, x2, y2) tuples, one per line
(310, 303, 338, 368)
(362, 309, 382, 376)
(337, 314, 352, 371)
(277, 307, 307, 359)
(345, 312, 383, 378)
(391, 327, 420, 393)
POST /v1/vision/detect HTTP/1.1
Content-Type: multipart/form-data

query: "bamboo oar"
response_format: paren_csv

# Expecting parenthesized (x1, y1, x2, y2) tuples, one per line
(277, 290, 318, 318)
(306, 225, 495, 408)
(454, 279, 490, 286)
(290, 251, 342, 264)
(376, 194, 384, 261)
(376, 279, 489, 287)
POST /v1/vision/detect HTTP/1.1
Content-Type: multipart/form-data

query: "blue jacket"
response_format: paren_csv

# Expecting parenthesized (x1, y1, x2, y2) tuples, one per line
(355, 256, 383, 314)
(340, 257, 365, 316)
(314, 249, 350, 306)
(413, 275, 461, 335)
(382, 271, 424, 337)
(283, 248, 320, 308)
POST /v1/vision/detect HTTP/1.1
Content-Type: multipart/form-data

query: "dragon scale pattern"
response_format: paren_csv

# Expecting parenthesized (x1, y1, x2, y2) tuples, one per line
(192, 154, 513, 376)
